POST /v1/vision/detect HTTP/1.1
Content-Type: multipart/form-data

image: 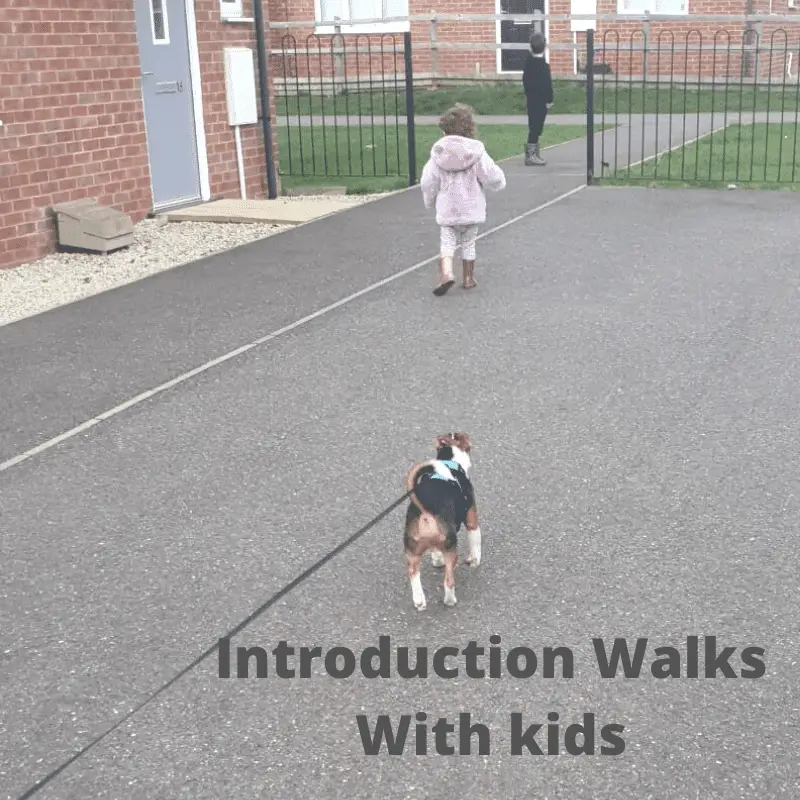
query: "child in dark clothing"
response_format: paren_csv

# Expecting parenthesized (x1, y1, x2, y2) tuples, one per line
(522, 31, 554, 166)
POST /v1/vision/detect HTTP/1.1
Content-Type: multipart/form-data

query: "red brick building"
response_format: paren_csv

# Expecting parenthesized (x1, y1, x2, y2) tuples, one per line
(0, 0, 281, 270)
(268, 0, 796, 87)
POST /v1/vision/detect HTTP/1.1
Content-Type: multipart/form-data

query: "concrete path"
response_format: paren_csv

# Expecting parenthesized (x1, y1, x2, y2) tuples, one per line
(1, 131, 799, 799)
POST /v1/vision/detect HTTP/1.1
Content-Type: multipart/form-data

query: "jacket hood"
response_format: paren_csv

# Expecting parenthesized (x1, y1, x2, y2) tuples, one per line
(431, 135, 486, 172)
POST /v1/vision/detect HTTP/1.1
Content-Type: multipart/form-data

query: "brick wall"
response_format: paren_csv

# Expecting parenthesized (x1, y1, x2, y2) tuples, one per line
(269, 0, 408, 84)
(580, 0, 799, 81)
(267, 0, 496, 85)
(0, 0, 151, 269)
(268, 0, 800, 84)
(548, 0, 576, 75)
(195, 0, 281, 201)
(0, 0, 280, 271)
(423, 15, 499, 78)
(499, 0, 799, 80)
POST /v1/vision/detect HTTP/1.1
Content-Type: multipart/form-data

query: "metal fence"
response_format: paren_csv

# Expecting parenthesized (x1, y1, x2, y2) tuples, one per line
(587, 26, 800, 187)
(275, 31, 417, 187)
(267, 14, 800, 190)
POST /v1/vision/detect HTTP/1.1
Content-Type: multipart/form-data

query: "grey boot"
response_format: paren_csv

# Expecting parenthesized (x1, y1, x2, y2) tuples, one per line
(524, 143, 536, 166)
(530, 143, 546, 166)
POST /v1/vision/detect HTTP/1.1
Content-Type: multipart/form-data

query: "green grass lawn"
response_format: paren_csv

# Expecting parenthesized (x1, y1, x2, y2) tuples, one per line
(278, 123, 592, 193)
(603, 123, 800, 189)
(275, 79, 800, 119)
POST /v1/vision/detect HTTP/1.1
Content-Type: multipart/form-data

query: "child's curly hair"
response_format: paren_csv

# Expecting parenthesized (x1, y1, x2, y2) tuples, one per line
(439, 103, 476, 138)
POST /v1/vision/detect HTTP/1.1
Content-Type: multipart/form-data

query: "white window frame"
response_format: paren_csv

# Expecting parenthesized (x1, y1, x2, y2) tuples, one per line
(495, 0, 551, 75)
(313, 0, 410, 34)
(149, 0, 171, 44)
(617, 0, 687, 14)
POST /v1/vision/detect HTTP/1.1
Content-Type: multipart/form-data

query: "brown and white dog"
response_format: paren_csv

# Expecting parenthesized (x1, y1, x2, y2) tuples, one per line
(403, 432, 482, 610)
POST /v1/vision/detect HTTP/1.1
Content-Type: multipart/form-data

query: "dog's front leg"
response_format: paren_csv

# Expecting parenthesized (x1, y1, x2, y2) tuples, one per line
(464, 507, 482, 567)
(406, 552, 426, 611)
(442, 549, 458, 607)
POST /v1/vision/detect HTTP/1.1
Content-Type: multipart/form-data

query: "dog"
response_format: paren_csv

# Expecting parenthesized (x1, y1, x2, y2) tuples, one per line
(403, 432, 482, 610)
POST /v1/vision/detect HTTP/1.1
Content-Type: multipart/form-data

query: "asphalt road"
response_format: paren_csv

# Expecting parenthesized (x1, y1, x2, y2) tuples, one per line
(2, 146, 800, 797)
(0, 145, 589, 464)
(0, 120, 720, 465)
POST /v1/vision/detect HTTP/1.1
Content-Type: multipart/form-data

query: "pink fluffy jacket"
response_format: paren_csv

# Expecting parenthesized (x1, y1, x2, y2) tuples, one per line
(420, 134, 507, 228)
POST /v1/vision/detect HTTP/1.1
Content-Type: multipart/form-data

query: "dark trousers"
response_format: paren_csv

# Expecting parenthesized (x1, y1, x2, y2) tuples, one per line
(527, 102, 548, 144)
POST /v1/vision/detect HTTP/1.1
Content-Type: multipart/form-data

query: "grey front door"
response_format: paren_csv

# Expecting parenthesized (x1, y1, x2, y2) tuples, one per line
(134, 0, 202, 211)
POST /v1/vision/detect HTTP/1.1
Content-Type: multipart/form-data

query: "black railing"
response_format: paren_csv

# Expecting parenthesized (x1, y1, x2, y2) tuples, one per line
(274, 32, 417, 190)
(585, 27, 800, 187)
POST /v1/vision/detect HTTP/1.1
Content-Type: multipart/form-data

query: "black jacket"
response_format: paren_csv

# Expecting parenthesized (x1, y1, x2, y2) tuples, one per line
(522, 53, 554, 105)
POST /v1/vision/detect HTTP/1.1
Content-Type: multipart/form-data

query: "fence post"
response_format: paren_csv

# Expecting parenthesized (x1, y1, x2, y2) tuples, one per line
(333, 19, 344, 85)
(586, 27, 595, 185)
(404, 30, 417, 186)
(754, 22, 763, 82)
(642, 13, 649, 88)
(429, 15, 439, 82)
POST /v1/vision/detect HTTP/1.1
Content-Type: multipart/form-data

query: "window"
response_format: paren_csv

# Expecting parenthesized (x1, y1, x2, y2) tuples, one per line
(617, 0, 687, 14)
(315, 0, 410, 32)
(150, 0, 170, 43)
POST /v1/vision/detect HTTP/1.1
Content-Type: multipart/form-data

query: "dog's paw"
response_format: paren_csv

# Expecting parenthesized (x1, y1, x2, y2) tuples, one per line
(466, 529, 482, 568)
(413, 596, 428, 611)
(430, 550, 445, 568)
(443, 588, 457, 607)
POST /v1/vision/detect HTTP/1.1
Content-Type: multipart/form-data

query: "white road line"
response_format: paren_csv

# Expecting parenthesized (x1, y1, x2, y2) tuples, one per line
(0, 183, 586, 475)
(0, 133, 588, 331)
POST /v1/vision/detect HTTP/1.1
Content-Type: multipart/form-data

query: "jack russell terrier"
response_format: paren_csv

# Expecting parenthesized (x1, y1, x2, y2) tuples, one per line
(403, 432, 482, 610)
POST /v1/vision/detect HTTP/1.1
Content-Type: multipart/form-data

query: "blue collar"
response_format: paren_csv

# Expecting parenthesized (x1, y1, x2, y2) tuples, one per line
(428, 459, 466, 483)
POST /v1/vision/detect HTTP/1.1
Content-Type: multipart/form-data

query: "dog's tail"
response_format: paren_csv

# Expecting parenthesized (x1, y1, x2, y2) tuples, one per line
(405, 461, 435, 517)
(406, 461, 445, 544)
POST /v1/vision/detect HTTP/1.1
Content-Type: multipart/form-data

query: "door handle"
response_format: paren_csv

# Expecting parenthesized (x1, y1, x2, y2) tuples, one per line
(141, 71, 153, 76)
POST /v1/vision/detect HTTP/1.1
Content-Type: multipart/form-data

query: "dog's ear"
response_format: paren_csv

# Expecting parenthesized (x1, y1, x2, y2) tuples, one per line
(453, 432, 472, 452)
(435, 434, 453, 449)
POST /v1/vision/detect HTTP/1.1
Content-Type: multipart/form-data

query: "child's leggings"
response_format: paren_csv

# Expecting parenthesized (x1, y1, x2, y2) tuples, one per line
(440, 224, 479, 260)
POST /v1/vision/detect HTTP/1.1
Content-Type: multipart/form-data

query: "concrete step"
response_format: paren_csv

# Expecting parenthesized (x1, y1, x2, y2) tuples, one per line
(162, 197, 359, 225)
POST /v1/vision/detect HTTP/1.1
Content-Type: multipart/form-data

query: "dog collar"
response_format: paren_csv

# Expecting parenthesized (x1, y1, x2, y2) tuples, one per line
(428, 459, 466, 485)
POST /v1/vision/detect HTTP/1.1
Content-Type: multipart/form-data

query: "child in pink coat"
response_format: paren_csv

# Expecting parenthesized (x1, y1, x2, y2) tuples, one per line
(420, 104, 507, 295)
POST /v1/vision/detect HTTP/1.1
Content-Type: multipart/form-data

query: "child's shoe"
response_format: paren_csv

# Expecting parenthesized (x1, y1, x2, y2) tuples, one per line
(433, 256, 455, 295)
(530, 143, 547, 166)
(462, 259, 477, 290)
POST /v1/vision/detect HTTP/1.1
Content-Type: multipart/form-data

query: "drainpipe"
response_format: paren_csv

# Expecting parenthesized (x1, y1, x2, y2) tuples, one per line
(253, 0, 279, 199)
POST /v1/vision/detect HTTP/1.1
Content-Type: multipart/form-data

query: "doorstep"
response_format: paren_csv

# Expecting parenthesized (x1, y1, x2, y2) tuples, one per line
(161, 197, 356, 225)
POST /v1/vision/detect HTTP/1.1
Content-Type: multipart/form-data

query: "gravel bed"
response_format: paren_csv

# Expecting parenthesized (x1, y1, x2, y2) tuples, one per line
(0, 193, 387, 327)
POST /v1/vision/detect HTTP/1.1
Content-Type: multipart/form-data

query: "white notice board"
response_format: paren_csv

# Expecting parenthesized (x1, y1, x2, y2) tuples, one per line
(570, 0, 596, 31)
